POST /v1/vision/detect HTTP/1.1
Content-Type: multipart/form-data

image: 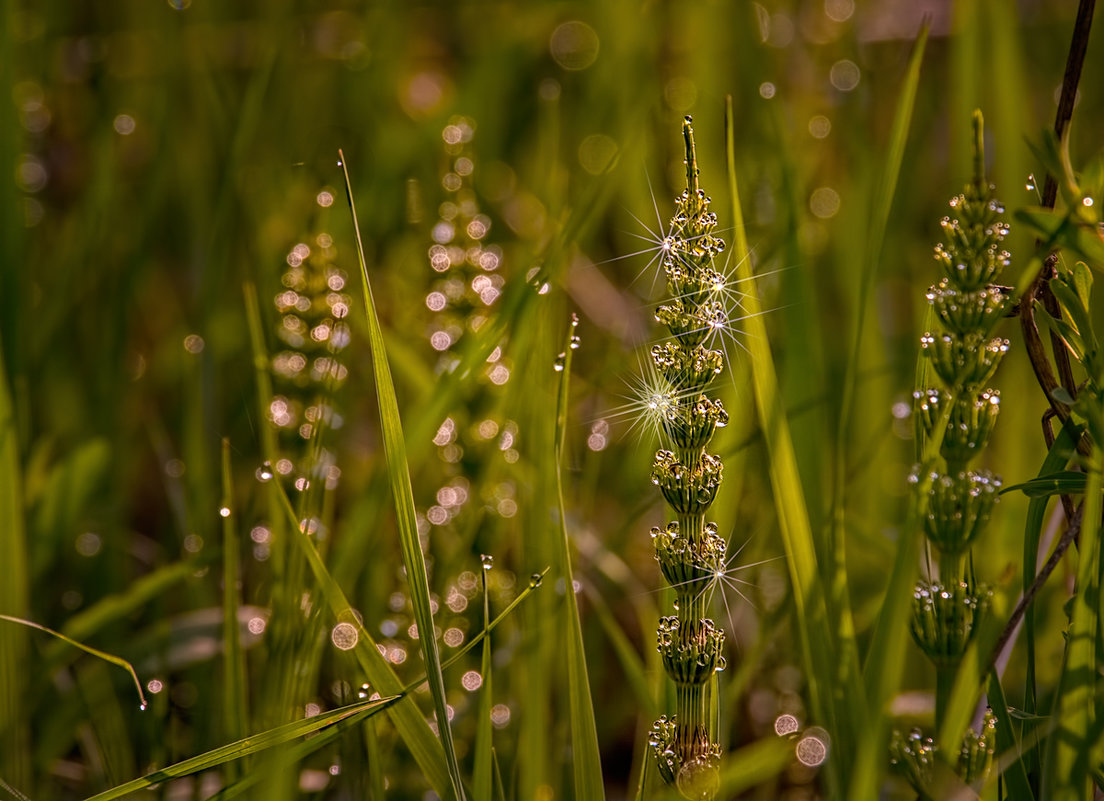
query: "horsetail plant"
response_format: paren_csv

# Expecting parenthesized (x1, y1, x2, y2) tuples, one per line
(891, 111, 1006, 796)
(645, 117, 730, 801)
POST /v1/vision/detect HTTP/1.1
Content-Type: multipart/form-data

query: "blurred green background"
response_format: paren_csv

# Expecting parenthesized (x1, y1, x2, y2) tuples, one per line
(2, 1, 1103, 798)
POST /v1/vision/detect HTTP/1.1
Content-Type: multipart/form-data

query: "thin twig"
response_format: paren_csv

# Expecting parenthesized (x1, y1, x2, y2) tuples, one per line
(988, 501, 1083, 674)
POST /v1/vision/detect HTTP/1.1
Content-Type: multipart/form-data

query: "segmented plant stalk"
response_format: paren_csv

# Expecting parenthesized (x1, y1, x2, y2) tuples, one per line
(892, 111, 1005, 795)
(647, 117, 729, 800)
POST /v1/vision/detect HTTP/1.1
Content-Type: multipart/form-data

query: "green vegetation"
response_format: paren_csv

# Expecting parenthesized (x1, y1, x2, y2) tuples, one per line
(3, 2, 1104, 799)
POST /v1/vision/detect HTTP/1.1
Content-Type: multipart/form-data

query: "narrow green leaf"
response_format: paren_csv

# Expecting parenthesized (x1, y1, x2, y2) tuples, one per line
(988, 673, 1035, 801)
(81, 697, 397, 801)
(0, 614, 147, 711)
(1021, 420, 1080, 791)
(1043, 456, 1101, 799)
(0, 342, 29, 788)
(1002, 470, 1087, 498)
(552, 315, 606, 800)
(340, 151, 467, 801)
(472, 568, 494, 800)
(204, 719, 350, 801)
(725, 96, 863, 800)
(219, 438, 248, 776)
(272, 476, 450, 794)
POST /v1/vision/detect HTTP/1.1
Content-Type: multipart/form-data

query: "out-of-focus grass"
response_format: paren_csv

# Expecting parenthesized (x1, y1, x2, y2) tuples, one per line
(2, 1, 1102, 798)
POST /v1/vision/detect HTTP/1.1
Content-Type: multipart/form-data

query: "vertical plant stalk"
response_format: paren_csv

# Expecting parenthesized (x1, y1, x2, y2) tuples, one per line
(891, 112, 1006, 796)
(340, 150, 468, 801)
(647, 117, 729, 800)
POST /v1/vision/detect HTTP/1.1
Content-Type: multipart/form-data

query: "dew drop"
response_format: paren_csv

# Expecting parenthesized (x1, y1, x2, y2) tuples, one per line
(529, 572, 544, 588)
(139, 702, 147, 711)
(257, 462, 274, 481)
(554, 353, 566, 371)
(481, 554, 494, 570)
(218, 506, 231, 518)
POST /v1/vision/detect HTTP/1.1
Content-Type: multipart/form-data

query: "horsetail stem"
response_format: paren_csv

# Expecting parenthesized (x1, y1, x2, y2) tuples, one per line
(893, 111, 1007, 795)
(647, 117, 729, 801)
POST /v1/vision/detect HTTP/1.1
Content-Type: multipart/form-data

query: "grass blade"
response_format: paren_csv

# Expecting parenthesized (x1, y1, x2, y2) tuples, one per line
(0, 343, 29, 789)
(219, 438, 249, 778)
(552, 315, 606, 800)
(725, 96, 863, 798)
(272, 471, 450, 794)
(1043, 454, 1101, 799)
(81, 697, 397, 801)
(988, 672, 1035, 801)
(0, 614, 147, 711)
(472, 566, 494, 800)
(339, 150, 467, 801)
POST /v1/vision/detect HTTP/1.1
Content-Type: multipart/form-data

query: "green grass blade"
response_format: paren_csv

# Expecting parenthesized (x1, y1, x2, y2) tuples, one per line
(830, 19, 929, 659)
(219, 438, 248, 776)
(0, 342, 29, 789)
(472, 567, 494, 800)
(552, 316, 606, 800)
(987, 672, 1035, 801)
(271, 480, 450, 794)
(725, 96, 861, 798)
(1019, 421, 1079, 791)
(1043, 456, 1101, 799)
(204, 719, 350, 801)
(339, 150, 467, 801)
(81, 697, 397, 801)
(0, 614, 147, 710)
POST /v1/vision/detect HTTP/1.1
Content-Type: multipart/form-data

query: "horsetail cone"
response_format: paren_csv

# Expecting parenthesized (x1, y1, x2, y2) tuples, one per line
(647, 116, 729, 799)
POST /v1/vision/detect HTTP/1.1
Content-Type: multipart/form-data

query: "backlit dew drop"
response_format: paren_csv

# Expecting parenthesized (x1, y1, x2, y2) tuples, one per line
(796, 731, 829, 766)
(139, 702, 147, 711)
(529, 572, 544, 588)
(774, 714, 800, 736)
(554, 353, 566, 371)
(219, 506, 231, 518)
(256, 462, 274, 481)
(481, 554, 494, 570)
(331, 622, 359, 651)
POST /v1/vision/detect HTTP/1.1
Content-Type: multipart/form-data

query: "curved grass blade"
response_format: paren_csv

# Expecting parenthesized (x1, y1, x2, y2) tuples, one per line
(340, 150, 467, 801)
(81, 696, 397, 801)
(552, 315, 606, 800)
(272, 476, 450, 793)
(272, 477, 548, 790)
(1002, 470, 1086, 498)
(725, 96, 862, 799)
(0, 614, 147, 711)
